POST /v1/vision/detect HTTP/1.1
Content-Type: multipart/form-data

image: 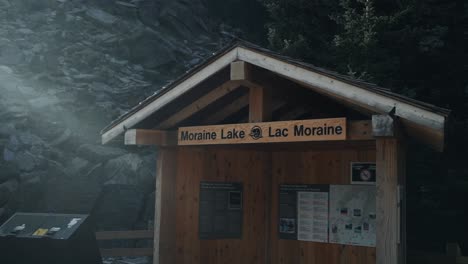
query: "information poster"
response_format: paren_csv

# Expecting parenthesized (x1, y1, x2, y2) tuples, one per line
(279, 184, 329, 242)
(199, 182, 243, 239)
(329, 185, 376, 247)
(297, 189, 329, 242)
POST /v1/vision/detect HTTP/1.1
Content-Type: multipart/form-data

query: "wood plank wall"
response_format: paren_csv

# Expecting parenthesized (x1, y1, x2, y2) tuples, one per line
(175, 147, 269, 264)
(172, 143, 376, 264)
(270, 147, 376, 264)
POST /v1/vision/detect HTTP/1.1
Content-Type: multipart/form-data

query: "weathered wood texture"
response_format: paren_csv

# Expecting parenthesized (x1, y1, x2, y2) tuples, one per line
(175, 147, 270, 264)
(178, 118, 347, 146)
(125, 129, 176, 146)
(202, 94, 249, 124)
(158, 81, 243, 129)
(348, 120, 372, 140)
(376, 138, 405, 264)
(372, 115, 395, 137)
(270, 146, 376, 264)
(237, 47, 446, 151)
(103, 46, 448, 151)
(172, 143, 376, 264)
(154, 148, 178, 264)
(230, 61, 251, 81)
(249, 82, 272, 122)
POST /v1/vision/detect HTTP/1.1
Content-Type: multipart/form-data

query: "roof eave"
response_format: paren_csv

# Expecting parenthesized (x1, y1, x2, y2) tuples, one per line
(101, 46, 239, 144)
(101, 41, 449, 151)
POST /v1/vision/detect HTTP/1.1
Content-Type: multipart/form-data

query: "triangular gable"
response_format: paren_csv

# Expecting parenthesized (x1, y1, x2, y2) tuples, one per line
(101, 41, 449, 150)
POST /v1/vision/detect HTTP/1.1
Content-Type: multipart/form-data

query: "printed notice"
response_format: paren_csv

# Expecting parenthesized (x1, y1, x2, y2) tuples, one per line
(297, 190, 329, 242)
(199, 182, 243, 239)
(279, 184, 329, 242)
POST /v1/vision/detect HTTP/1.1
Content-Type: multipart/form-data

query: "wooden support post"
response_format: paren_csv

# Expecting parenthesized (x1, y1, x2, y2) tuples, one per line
(264, 152, 273, 264)
(154, 148, 177, 264)
(372, 115, 395, 137)
(248, 84, 271, 123)
(230, 61, 272, 122)
(374, 114, 406, 264)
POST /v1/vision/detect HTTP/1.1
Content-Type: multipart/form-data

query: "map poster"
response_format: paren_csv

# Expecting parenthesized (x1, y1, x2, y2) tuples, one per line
(199, 182, 243, 239)
(329, 185, 376, 247)
(279, 184, 329, 241)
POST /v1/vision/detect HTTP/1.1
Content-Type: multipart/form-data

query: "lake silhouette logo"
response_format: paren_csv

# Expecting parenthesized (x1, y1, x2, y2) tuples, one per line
(249, 126, 263, 140)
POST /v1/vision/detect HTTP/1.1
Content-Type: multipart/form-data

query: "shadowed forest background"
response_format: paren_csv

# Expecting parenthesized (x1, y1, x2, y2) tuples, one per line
(0, 0, 467, 256)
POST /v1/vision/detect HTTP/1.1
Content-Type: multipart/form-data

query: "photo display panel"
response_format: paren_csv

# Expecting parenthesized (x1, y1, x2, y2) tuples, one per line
(278, 184, 329, 242)
(199, 182, 243, 239)
(329, 185, 376, 247)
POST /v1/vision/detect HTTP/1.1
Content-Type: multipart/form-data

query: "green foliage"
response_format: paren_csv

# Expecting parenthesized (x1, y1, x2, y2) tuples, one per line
(259, 0, 467, 109)
(332, 0, 379, 51)
(259, 0, 339, 66)
(203, 0, 468, 251)
(216, 0, 468, 250)
(203, 0, 268, 44)
(331, 0, 389, 80)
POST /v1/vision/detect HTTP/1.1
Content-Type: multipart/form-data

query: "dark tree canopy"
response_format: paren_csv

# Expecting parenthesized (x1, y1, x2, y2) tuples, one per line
(214, 0, 468, 253)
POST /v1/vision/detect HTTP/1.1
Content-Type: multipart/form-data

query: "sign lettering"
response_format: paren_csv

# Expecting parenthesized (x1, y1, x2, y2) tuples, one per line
(178, 118, 346, 145)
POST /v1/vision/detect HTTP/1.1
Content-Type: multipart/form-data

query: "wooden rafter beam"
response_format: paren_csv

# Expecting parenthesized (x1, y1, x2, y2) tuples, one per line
(230, 61, 273, 122)
(249, 83, 271, 122)
(124, 129, 176, 146)
(157, 80, 243, 129)
(238, 101, 286, 123)
(202, 94, 249, 124)
(278, 105, 311, 121)
(241, 73, 354, 121)
(348, 120, 373, 140)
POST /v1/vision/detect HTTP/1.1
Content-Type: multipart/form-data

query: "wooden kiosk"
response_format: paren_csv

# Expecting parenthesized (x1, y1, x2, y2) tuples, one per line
(101, 42, 449, 264)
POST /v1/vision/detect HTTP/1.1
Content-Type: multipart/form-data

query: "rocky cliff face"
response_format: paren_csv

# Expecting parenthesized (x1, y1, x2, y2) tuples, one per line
(0, 0, 229, 229)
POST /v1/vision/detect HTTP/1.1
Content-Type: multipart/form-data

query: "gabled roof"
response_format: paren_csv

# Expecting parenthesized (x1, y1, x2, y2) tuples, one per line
(101, 40, 450, 150)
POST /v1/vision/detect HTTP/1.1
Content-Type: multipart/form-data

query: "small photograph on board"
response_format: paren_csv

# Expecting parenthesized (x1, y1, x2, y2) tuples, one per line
(353, 209, 362, 217)
(331, 224, 338, 234)
(354, 226, 362, 234)
(351, 162, 376, 185)
(363, 222, 369, 231)
(345, 223, 353, 230)
(340, 208, 348, 215)
(228, 191, 242, 210)
(369, 212, 376, 220)
(279, 218, 296, 234)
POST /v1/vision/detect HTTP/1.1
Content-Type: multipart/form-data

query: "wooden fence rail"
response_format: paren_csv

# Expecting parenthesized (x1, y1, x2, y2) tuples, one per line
(95, 230, 154, 257)
(95, 232, 467, 262)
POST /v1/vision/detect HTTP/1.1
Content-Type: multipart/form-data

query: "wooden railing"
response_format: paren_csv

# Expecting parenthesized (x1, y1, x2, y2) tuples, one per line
(95, 230, 154, 257)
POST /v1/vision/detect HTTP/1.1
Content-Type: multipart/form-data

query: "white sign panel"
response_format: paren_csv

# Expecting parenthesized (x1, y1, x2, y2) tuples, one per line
(297, 190, 329, 242)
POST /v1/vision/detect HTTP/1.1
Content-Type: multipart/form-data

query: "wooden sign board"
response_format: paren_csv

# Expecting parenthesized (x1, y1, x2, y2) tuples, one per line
(178, 118, 346, 145)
